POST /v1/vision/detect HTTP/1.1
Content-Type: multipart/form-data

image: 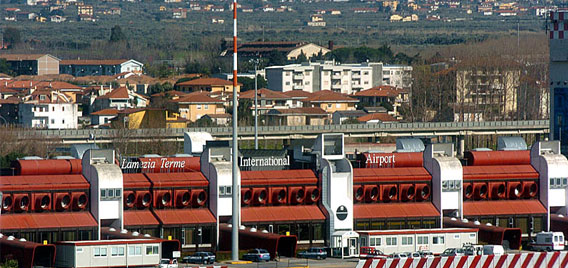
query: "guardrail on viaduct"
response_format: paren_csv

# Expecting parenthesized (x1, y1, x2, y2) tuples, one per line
(17, 120, 549, 143)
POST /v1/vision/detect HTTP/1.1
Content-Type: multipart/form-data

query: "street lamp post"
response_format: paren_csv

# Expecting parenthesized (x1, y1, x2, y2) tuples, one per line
(249, 59, 260, 149)
(231, 0, 239, 261)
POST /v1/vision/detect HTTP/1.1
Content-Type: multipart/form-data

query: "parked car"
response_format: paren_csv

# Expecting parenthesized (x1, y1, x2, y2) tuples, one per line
(441, 248, 466, 257)
(182, 252, 216, 264)
(297, 247, 327, 260)
(359, 247, 386, 259)
(242, 249, 270, 262)
(159, 259, 178, 268)
(482, 245, 504, 256)
(418, 251, 434, 258)
(388, 252, 409, 259)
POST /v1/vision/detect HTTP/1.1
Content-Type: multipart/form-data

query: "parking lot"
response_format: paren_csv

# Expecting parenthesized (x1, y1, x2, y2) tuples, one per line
(221, 257, 359, 268)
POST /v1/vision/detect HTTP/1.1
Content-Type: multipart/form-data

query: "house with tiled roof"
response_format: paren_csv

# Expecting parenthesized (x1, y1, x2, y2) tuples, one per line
(59, 59, 143, 77)
(90, 108, 118, 127)
(18, 90, 79, 129)
(94, 86, 149, 111)
(353, 85, 408, 119)
(170, 91, 226, 122)
(281, 90, 312, 108)
(266, 107, 328, 126)
(239, 88, 291, 115)
(357, 113, 398, 124)
(176, 77, 241, 93)
(304, 90, 359, 113)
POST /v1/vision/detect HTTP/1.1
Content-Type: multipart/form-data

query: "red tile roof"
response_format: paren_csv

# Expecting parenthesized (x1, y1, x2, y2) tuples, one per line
(305, 90, 358, 103)
(357, 113, 397, 122)
(272, 107, 327, 115)
(91, 108, 119, 116)
(96, 87, 129, 99)
(239, 88, 290, 100)
(150, 90, 188, 98)
(174, 91, 223, 103)
(176, 77, 239, 86)
(282, 90, 313, 98)
(354, 86, 403, 97)
(36, 81, 81, 90)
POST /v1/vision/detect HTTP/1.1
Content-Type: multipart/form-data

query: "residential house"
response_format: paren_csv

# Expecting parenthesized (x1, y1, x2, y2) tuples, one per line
(211, 17, 224, 24)
(94, 86, 149, 111)
(307, 14, 326, 27)
(357, 113, 397, 124)
(282, 90, 312, 108)
(353, 85, 408, 119)
(175, 78, 241, 93)
(59, 59, 144, 77)
(353, 8, 378, 13)
(90, 108, 118, 127)
(332, 110, 368, 124)
(239, 88, 290, 115)
(171, 91, 226, 122)
(111, 108, 188, 129)
(266, 107, 328, 126)
(78, 4, 93, 16)
(0, 54, 60, 76)
(390, 14, 403, 21)
(18, 90, 79, 129)
(172, 8, 187, 19)
(266, 61, 383, 95)
(304, 90, 359, 113)
(222, 41, 331, 61)
(50, 15, 66, 22)
(35, 81, 83, 103)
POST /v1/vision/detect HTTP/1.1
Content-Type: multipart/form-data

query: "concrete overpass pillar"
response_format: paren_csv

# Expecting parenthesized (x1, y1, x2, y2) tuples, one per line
(458, 136, 465, 158)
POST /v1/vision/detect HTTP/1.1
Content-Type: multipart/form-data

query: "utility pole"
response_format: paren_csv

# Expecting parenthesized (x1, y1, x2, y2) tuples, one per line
(249, 58, 260, 149)
(231, 0, 240, 261)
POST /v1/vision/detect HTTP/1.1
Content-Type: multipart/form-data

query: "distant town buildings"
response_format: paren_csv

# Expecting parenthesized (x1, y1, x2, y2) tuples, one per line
(222, 41, 331, 61)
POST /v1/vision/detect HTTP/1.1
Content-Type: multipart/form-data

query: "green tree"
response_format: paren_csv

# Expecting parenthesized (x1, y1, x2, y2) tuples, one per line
(0, 59, 13, 75)
(295, 50, 307, 63)
(109, 25, 126, 43)
(2, 27, 21, 48)
(266, 50, 287, 65)
(238, 75, 267, 92)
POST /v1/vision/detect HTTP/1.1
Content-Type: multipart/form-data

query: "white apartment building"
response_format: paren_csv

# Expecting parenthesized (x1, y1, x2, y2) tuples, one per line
(266, 61, 384, 95)
(382, 65, 413, 91)
(19, 102, 78, 129)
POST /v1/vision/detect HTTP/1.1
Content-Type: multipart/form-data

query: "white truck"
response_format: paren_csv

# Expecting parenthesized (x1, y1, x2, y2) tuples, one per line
(530, 232, 565, 251)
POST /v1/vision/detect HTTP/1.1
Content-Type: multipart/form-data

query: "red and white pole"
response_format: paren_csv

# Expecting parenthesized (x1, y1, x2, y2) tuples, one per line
(231, 0, 240, 261)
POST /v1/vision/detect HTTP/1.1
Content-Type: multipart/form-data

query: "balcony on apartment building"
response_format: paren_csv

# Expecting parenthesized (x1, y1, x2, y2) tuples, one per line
(293, 84, 304, 90)
(293, 73, 304, 80)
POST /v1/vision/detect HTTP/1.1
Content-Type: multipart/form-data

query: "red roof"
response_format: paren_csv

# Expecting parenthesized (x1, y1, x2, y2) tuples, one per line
(241, 169, 318, 185)
(96, 87, 129, 99)
(36, 81, 81, 90)
(465, 150, 530, 166)
(305, 90, 358, 103)
(353, 167, 431, 183)
(173, 91, 223, 104)
(153, 209, 216, 225)
(357, 113, 397, 122)
(272, 107, 328, 115)
(91, 108, 119, 116)
(0, 212, 97, 230)
(0, 174, 89, 191)
(354, 203, 440, 219)
(354, 86, 403, 97)
(463, 165, 539, 180)
(241, 205, 325, 223)
(239, 88, 290, 100)
(144, 172, 208, 188)
(463, 200, 547, 216)
(151, 90, 188, 98)
(176, 77, 238, 86)
(123, 173, 151, 189)
(123, 210, 159, 226)
(282, 90, 313, 98)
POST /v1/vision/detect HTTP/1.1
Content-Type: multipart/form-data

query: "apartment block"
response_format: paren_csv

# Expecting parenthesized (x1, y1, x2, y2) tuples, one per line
(266, 61, 383, 95)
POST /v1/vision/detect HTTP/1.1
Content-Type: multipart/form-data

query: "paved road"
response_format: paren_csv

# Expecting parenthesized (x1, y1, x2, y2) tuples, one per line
(221, 257, 359, 268)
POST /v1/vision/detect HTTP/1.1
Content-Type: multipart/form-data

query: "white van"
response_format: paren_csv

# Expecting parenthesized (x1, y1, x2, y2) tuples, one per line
(482, 245, 504, 256)
(531, 232, 565, 251)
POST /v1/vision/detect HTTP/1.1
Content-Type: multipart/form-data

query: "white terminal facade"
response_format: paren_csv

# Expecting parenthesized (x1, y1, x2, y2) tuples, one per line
(266, 61, 413, 95)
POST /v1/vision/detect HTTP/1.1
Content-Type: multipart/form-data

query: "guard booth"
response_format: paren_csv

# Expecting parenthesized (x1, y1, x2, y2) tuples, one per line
(331, 231, 359, 258)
